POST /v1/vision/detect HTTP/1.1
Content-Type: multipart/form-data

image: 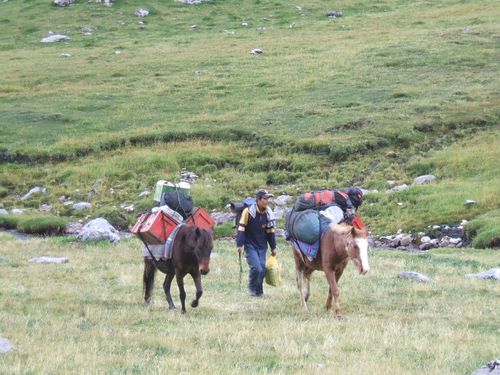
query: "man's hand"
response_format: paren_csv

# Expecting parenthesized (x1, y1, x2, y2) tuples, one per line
(271, 248, 277, 257)
(237, 246, 244, 254)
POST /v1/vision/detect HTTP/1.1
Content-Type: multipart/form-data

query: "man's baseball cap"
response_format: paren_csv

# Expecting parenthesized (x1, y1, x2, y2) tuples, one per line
(256, 189, 274, 200)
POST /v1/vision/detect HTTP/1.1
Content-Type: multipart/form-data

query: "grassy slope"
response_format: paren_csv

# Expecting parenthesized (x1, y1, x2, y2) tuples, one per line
(0, 233, 498, 374)
(0, 0, 499, 238)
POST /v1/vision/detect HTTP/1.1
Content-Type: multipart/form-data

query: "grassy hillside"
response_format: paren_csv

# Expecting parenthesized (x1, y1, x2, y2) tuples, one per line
(0, 233, 498, 374)
(0, 0, 499, 241)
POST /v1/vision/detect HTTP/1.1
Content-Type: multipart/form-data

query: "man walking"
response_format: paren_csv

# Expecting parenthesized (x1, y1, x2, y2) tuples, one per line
(236, 189, 278, 297)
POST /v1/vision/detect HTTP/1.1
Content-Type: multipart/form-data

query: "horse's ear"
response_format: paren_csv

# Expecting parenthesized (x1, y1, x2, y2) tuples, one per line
(195, 227, 201, 237)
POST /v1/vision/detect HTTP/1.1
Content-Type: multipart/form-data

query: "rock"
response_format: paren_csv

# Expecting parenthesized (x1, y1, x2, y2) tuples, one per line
(439, 236, 451, 247)
(419, 242, 434, 251)
(210, 211, 234, 225)
(397, 271, 430, 282)
(465, 268, 500, 281)
(420, 236, 431, 244)
(21, 186, 47, 201)
(326, 11, 343, 17)
(138, 190, 150, 198)
(76, 218, 120, 243)
(465, 199, 477, 206)
(41, 34, 70, 43)
(414, 175, 436, 184)
(0, 209, 8, 215)
(60, 53, 72, 58)
(73, 202, 91, 211)
(472, 359, 500, 375)
(386, 184, 409, 194)
(0, 337, 15, 353)
(65, 222, 83, 235)
(11, 208, 24, 215)
(39, 204, 52, 212)
(400, 234, 413, 247)
(272, 206, 288, 221)
(177, 0, 209, 3)
(273, 194, 293, 206)
(53, 0, 74, 6)
(135, 8, 149, 17)
(387, 180, 396, 186)
(121, 204, 134, 212)
(385, 150, 398, 158)
(241, 22, 248, 27)
(29, 256, 69, 264)
(251, 48, 263, 55)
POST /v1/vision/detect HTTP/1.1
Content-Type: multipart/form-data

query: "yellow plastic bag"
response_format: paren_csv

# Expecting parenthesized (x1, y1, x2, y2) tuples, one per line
(265, 255, 281, 287)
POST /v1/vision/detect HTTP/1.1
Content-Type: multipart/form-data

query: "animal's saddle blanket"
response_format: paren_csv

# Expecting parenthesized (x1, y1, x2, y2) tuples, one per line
(142, 224, 185, 260)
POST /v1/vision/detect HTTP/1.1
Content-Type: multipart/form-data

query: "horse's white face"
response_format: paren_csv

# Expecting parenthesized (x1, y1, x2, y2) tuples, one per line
(355, 238, 370, 274)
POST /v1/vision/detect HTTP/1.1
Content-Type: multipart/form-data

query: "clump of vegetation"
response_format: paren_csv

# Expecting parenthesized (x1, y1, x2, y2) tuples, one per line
(16, 215, 67, 235)
(0, 215, 18, 229)
(466, 210, 500, 249)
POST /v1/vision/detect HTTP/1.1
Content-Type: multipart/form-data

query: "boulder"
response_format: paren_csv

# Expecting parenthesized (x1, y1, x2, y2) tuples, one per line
(0, 337, 15, 353)
(21, 186, 47, 201)
(414, 175, 436, 184)
(53, 0, 74, 6)
(29, 256, 69, 264)
(386, 184, 409, 194)
(472, 359, 500, 375)
(41, 34, 70, 43)
(73, 202, 91, 211)
(465, 268, 500, 281)
(397, 271, 430, 282)
(76, 218, 120, 243)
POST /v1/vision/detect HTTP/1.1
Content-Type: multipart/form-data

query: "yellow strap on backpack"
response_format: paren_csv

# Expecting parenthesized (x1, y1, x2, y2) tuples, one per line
(265, 255, 281, 287)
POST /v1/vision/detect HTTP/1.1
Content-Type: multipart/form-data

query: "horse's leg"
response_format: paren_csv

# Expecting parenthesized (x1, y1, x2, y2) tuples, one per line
(163, 271, 176, 310)
(190, 272, 202, 308)
(295, 268, 309, 313)
(324, 269, 342, 318)
(176, 272, 187, 314)
(143, 258, 156, 304)
(303, 268, 314, 303)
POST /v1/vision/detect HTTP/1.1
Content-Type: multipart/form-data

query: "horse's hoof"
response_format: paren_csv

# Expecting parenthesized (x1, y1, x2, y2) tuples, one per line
(168, 305, 176, 310)
(191, 300, 199, 308)
(144, 298, 151, 304)
(336, 314, 343, 320)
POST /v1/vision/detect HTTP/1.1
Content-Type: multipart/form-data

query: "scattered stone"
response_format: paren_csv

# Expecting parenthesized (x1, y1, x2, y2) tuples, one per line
(385, 150, 398, 158)
(400, 234, 413, 247)
(414, 175, 436, 185)
(82, 26, 94, 35)
(29, 256, 69, 264)
(273, 194, 293, 206)
(419, 242, 434, 251)
(289, 22, 296, 29)
(0, 337, 15, 353)
(21, 186, 47, 201)
(112, 50, 121, 55)
(41, 34, 70, 43)
(210, 211, 234, 225)
(387, 180, 396, 186)
(65, 222, 83, 235)
(11, 208, 24, 215)
(251, 48, 263, 55)
(76, 218, 120, 243)
(472, 359, 500, 375)
(121, 204, 134, 213)
(386, 184, 409, 194)
(397, 271, 430, 282)
(327, 11, 343, 17)
(53, 0, 74, 6)
(73, 202, 91, 211)
(241, 22, 248, 27)
(177, 0, 209, 3)
(465, 199, 477, 206)
(39, 204, 52, 212)
(180, 169, 198, 184)
(138, 190, 150, 198)
(135, 8, 149, 17)
(465, 268, 500, 281)
(0, 209, 8, 215)
(60, 53, 72, 58)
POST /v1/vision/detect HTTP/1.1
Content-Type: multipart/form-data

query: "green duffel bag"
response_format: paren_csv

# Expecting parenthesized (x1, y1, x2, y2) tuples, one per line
(285, 209, 321, 244)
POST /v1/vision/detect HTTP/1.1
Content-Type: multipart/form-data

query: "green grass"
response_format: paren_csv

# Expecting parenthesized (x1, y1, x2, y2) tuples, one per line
(0, 233, 498, 374)
(0, 0, 499, 242)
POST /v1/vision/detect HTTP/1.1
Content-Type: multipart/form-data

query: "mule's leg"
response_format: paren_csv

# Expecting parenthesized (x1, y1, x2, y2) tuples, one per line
(176, 273, 187, 314)
(324, 269, 342, 318)
(191, 272, 202, 308)
(295, 268, 309, 313)
(163, 272, 176, 310)
(303, 269, 314, 303)
(143, 258, 156, 304)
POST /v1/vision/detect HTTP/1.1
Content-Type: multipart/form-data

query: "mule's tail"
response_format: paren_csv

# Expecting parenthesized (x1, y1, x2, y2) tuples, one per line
(143, 258, 157, 304)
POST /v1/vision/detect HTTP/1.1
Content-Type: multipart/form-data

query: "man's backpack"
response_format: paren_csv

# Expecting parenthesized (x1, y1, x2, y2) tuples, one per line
(230, 197, 256, 228)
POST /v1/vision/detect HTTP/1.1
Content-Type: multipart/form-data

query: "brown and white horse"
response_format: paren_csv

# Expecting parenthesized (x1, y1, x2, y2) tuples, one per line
(292, 223, 370, 318)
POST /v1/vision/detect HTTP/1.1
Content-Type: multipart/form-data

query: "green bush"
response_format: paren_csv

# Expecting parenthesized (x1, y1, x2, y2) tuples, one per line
(94, 207, 132, 230)
(16, 215, 67, 235)
(213, 223, 235, 239)
(0, 215, 18, 229)
(467, 210, 500, 249)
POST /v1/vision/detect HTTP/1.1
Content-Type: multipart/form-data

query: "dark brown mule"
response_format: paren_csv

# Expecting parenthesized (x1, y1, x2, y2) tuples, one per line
(143, 225, 213, 314)
(292, 223, 370, 318)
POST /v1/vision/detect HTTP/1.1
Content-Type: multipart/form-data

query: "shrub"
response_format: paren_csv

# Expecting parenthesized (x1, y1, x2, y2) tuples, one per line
(0, 215, 18, 229)
(213, 223, 235, 239)
(16, 215, 67, 235)
(467, 210, 500, 249)
(94, 207, 132, 230)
